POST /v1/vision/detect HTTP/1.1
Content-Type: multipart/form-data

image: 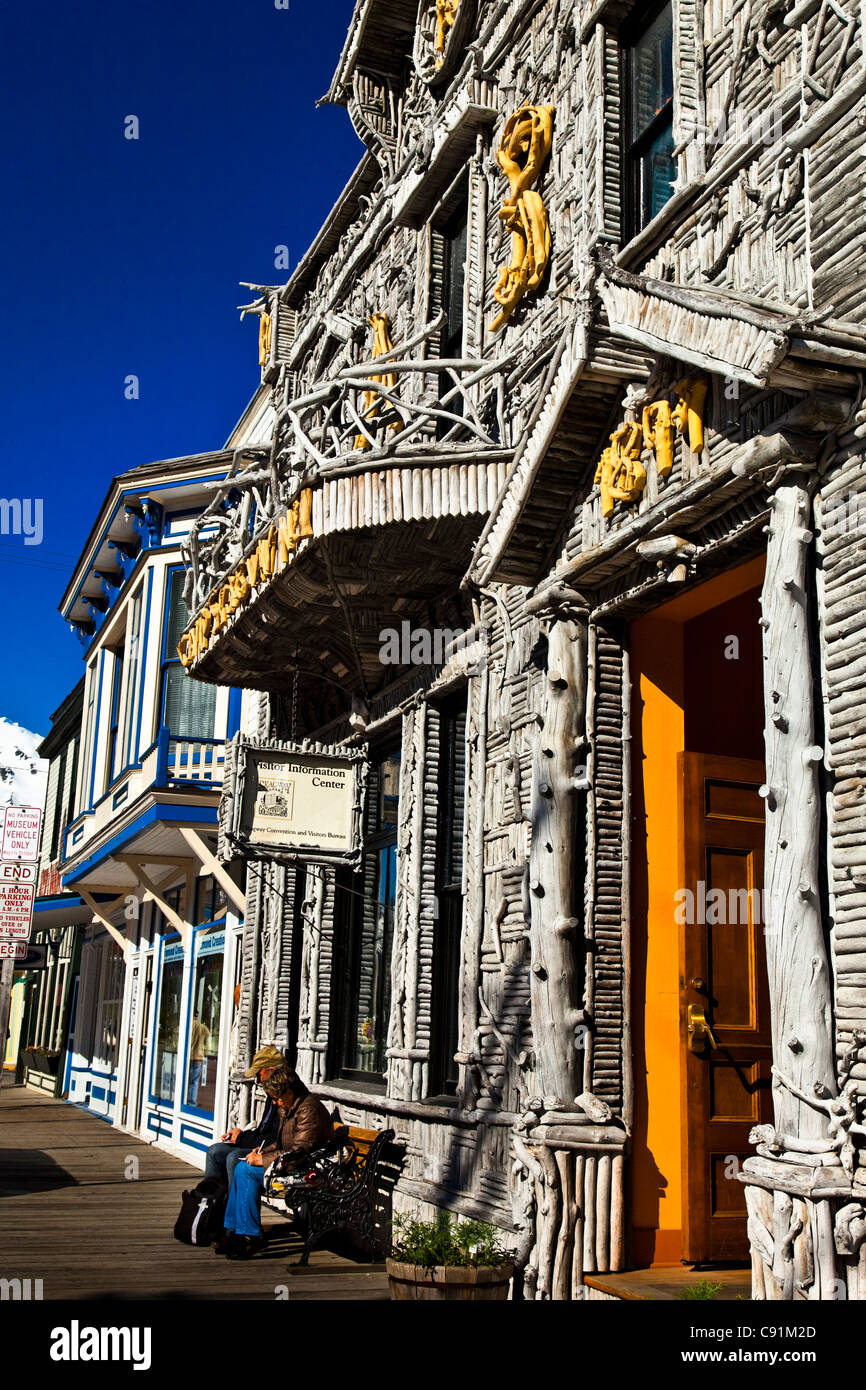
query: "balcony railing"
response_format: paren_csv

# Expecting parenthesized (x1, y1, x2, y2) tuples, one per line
(180, 313, 531, 616)
(155, 728, 226, 787)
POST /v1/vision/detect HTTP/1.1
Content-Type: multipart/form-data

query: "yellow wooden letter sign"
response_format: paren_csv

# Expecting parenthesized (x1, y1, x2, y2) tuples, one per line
(435, 0, 461, 57)
(642, 400, 674, 478)
(258, 312, 272, 368)
(355, 314, 399, 451)
(490, 104, 555, 333)
(594, 423, 646, 519)
(177, 489, 315, 668)
(672, 377, 707, 455)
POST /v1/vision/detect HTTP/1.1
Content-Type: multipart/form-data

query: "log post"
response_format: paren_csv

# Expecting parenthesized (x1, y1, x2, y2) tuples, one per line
(760, 477, 835, 1138)
(528, 612, 588, 1106)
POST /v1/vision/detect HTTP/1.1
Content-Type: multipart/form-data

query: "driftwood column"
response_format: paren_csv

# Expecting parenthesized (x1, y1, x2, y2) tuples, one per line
(744, 475, 842, 1301)
(760, 476, 835, 1135)
(528, 605, 589, 1107)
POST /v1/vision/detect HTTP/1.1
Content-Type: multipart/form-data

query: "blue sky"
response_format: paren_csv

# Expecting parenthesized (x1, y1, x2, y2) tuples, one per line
(0, 0, 360, 736)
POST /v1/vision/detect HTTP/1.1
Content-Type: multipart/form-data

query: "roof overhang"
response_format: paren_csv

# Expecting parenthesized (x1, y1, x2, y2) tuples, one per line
(61, 797, 220, 893)
(326, 0, 418, 105)
(468, 257, 866, 589)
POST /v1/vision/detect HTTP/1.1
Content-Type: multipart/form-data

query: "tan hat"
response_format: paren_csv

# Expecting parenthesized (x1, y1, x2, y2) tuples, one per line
(244, 1045, 287, 1077)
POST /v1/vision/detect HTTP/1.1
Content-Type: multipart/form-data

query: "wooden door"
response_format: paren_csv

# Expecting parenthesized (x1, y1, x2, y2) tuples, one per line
(680, 753, 773, 1263)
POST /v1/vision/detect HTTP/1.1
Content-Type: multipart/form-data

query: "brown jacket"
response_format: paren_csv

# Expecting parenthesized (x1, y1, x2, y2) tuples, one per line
(260, 1089, 333, 1166)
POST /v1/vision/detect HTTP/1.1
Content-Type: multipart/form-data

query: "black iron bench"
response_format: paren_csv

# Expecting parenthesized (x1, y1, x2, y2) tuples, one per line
(264, 1124, 395, 1265)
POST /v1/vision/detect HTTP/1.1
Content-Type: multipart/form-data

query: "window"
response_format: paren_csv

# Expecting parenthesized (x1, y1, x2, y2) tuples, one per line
(332, 749, 400, 1084)
(162, 569, 216, 739)
(106, 648, 125, 786)
(185, 925, 224, 1113)
(153, 939, 184, 1103)
(442, 203, 468, 360)
(93, 939, 125, 1071)
(121, 587, 143, 768)
(49, 746, 68, 860)
(64, 736, 79, 845)
(78, 659, 99, 814)
(624, 1, 676, 238)
(432, 192, 468, 433)
(429, 694, 467, 1096)
(194, 874, 227, 926)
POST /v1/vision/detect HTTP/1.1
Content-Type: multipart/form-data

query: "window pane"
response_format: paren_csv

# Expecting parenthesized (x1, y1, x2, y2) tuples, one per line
(345, 843, 396, 1075)
(109, 650, 125, 782)
(377, 752, 401, 831)
(164, 569, 191, 657)
(444, 209, 468, 355)
(440, 708, 466, 888)
(122, 591, 143, 767)
(186, 927, 224, 1113)
(94, 942, 124, 1069)
(629, 3, 673, 144)
(154, 947, 184, 1103)
(642, 121, 677, 224)
(164, 665, 216, 739)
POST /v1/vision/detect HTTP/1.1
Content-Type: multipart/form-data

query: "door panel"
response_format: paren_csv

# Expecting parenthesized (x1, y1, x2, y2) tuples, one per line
(680, 753, 773, 1263)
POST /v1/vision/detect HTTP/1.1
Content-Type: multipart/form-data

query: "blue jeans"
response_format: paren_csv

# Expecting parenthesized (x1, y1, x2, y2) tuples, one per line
(205, 1142, 250, 1187)
(186, 1061, 203, 1106)
(224, 1159, 265, 1237)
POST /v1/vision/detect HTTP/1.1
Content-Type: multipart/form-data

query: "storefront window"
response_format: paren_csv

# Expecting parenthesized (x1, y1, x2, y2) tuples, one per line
(194, 874, 227, 926)
(185, 927, 224, 1113)
(153, 942, 184, 1103)
(333, 749, 400, 1083)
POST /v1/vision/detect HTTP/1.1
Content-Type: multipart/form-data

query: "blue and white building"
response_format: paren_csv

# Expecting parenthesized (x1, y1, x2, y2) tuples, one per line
(56, 449, 250, 1163)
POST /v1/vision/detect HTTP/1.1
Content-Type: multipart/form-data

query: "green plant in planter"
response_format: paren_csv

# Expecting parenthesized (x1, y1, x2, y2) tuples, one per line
(391, 1212, 510, 1269)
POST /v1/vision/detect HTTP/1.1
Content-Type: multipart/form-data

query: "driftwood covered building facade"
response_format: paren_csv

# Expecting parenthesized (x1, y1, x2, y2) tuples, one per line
(180, 0, 866, 1298)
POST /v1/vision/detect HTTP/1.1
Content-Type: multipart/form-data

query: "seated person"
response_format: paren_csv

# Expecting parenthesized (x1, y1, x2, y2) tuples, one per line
(216, 1066, 333, 1259)
(204, 1045, 286, 1187)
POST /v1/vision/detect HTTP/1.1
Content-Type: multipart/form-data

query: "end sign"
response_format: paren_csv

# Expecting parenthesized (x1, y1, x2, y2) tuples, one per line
(1, 806, 42, 862)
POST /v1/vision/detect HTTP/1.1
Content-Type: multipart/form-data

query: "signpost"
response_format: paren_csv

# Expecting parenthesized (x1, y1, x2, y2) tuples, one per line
(0, 806, 43, 1073)
(1, 806, 42, 862)
(0, 942, 48, 968)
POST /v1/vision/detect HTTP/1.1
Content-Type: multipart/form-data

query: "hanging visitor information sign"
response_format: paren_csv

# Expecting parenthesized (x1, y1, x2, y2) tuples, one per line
(219, 736, 367, 867)
(0, 861, 37, 940)
(1, 806, 42, 862)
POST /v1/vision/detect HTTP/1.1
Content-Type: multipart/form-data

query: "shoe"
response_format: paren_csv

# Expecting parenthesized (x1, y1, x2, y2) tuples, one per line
(225, 1234, 267, 1260)
(212, 1232, 232, 1255)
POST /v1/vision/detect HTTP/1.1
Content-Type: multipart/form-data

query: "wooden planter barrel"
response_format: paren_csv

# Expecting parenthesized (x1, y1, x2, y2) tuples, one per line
(386, 1259, 513, 1301)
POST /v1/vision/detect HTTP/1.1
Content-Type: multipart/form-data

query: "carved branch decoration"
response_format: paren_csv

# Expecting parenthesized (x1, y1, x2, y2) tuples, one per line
(490, 105, 555, 333)
(179, 313, 517, 616)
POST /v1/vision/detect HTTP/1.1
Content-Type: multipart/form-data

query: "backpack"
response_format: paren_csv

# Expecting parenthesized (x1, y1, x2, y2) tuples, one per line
(173, 1177, 227, 1246)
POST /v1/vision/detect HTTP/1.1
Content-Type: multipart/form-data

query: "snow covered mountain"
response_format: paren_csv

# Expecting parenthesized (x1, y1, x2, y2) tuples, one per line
(0, 718, 48, 810)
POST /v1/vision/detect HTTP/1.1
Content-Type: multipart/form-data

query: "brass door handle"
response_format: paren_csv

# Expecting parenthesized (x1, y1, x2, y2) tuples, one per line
(687, 1004, 720, 1054)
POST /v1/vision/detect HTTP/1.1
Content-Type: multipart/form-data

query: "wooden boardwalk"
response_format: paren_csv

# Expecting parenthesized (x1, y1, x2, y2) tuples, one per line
(0, 1082, 389, 1301)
